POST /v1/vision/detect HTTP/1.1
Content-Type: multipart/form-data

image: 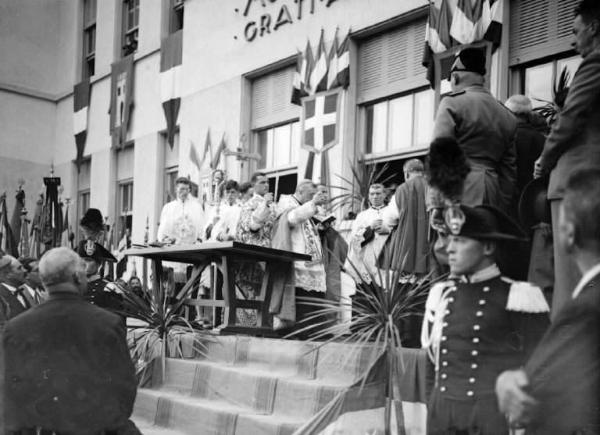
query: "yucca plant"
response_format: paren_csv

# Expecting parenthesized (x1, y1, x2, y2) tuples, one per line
(112, 268, 210, 386)
(329, 160, 395, 216)
(533, 66, 571, 126)
(290, 256, 445, 433)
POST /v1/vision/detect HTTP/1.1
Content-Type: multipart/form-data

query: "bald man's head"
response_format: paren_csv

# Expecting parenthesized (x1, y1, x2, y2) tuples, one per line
(39, 247, 87, 294)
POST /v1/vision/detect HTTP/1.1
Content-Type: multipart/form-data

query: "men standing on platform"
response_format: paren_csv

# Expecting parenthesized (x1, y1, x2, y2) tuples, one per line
(157, 176, 204, 245)
(0, 256, 31, 323)
(345, 183, 388, 283)
(421, 205, 549, 434)
(432, 47, 517, 211)
(276, 180, 328, 329)
(380, 159, 430, 277)
(3, 247, 139, 434)
(496, 167, 600, 434)
(236, 172, 276, 247)
(206, 180, 241, 242)
(533, 0, 600, 316)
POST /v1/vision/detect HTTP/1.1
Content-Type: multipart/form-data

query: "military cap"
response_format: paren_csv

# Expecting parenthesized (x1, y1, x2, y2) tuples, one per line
(77, 240, 117, 263)
(445, 204, 527, 242)
(518, 177, 551, 230)
(80, 208, 104, 233)
(451, 47, 486, 76)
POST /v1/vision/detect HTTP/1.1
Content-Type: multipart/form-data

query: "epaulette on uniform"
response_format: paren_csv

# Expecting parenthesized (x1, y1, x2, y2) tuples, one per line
(502, 277, 550, 313)
(426, 279, 457, 312)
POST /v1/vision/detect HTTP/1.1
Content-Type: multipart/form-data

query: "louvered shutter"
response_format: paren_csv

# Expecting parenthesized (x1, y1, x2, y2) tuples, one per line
(251, 66, 301, 129)
(510, 0, 579, 66)
(358, 17, 428, 104)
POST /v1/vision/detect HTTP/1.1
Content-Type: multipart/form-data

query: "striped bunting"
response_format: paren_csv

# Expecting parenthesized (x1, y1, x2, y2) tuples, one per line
(73, 78, 90, 171)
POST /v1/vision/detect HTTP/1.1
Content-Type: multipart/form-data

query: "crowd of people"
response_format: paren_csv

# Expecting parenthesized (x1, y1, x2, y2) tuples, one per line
(0, 0, 599, 433)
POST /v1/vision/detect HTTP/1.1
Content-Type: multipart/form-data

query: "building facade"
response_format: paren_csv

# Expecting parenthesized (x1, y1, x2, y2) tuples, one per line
(0, 0, 581, 275)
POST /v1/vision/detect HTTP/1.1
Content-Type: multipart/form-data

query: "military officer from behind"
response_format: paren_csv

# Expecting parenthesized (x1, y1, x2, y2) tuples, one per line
(432, 47, 517, 211)
(421, 205, 549, 434)
(77, 239, 122, 312)
(3, 247, 139, 434)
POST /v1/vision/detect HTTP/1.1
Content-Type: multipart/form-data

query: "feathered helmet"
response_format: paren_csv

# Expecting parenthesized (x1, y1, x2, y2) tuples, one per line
(80, 208, 105, 241)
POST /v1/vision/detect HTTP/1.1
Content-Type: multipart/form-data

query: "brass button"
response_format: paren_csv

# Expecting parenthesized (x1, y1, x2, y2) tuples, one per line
(441, 336, 447, 341)
(442, 361, 448, 367)
(476, 311, 483, 317)
(479, 299, 486, 305)
(467, 390, 474, 397)
(471, 350, 478, 356)
(472, 337, 480, 343)
(471, 363, 478, 369)
(441, 373, 447, 379)
(440, 386, 447, 392)
(448, 297, 455, 303)
(469, 377, 476, 384)
(473, 325, 481, 331)
(445, 309, 450, 315)
(442, 348, 448, 354)
(483, 287, 490, 292)
(443, 322, 448, 327)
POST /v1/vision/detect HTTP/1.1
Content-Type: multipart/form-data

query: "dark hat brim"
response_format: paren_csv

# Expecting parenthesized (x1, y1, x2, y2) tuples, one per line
(518, 177, 551, 230)
(456, 205, 529, 243)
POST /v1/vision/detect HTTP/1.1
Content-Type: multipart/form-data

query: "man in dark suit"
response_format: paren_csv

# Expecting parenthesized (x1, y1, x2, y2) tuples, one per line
(496, 167, 600, 434)
(534, 0, 600, 316)
(0, 255, 30, 323)
(3, 247, 139, 434)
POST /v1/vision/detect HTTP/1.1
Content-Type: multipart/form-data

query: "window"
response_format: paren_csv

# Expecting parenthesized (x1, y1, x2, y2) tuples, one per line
(117, 181, 134, 242)
(521, 55, 581, 108)
(255, 121, 299, 170)
(122, 0, 139, 56)
(164, 168, 179, 203)
(364, 88, 434, 155)
(169, 0, 184, 33)
(76, 159, 91, 240)
(82, 0, 96, 78)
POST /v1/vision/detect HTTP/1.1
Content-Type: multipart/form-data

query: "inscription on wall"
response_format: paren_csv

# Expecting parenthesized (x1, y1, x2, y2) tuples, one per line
(239, 0, 339, 42)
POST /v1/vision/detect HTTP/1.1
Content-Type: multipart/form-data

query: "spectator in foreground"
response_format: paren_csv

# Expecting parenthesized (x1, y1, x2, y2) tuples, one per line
(3, 247, 139, 434)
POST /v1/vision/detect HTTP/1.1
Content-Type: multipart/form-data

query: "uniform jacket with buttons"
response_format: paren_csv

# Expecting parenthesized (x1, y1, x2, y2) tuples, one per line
(433, 85, 518, 210)
(422, 265, 550, 401)
(3, 290, 137, 432)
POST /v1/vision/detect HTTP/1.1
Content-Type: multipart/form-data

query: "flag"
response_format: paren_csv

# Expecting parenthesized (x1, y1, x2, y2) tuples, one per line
(210, 134, 227, 170)
(109, 55, 135, 149)
(302, 40, 315, 95)
(291, 50, 306, 105)
(199, 129, 213, 169)
(310, 30, 329, 93)
(73, 78, 91, 171)
(301, 89, 341, 184)
(160, 30, 183, 149)
(422, 0, 504, 88)
(189, 141, 201, 171)
(29, 194, 43, 258)
(326, 29, 339, 90)
(0, 194, 18, 257)
(61, 201, 73, 249)
(10, 187, 25, 254)
(336, 31, 350, 89)
(41, 177, 63, 250)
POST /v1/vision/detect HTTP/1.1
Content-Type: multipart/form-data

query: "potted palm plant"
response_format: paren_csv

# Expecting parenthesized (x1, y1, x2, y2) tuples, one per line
(291, 259, 444, 434)
(114, 270, 209, 386)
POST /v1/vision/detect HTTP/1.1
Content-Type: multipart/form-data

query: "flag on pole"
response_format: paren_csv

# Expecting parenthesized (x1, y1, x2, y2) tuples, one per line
(199, 129, 213, 169)
(109, 55, 135, 149)
(0, 193, 18, 257)
(422, 0, 504, 87)
(291, 50, 306, 105)
(160, 30, 183, 149)
(210, 134, 227, 170)
(189, 141, 201, 171)
(336, 31, 350, 89)
(302, 40, 315, 95)
(310, 30, 329, 93)
(10, 187, 25, 253)
(326, 29, 339, 90)
(73, 78, 91, 171)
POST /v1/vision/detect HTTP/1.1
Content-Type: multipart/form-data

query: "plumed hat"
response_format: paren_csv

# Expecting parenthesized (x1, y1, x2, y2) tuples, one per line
(451, 47, 486, 76)
(77, 240, 117, 263)
(427, 137, 471, 202)
(447, 205, 528, 242)
(80, 208, 104, 233)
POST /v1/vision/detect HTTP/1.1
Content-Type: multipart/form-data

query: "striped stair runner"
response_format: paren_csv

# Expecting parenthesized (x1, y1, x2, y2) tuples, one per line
(132, 335, 380, 435)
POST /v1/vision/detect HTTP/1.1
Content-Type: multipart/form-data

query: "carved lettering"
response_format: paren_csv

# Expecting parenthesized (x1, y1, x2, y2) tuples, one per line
(243, 0, 267, 17)
(273, 5, 293, 31)
(259, 14, 272, 36)
(310, 0, 315, 14)
(244, 21, 258, 41)
(326, 0, 337, 6)
(295, 0, 304, 20)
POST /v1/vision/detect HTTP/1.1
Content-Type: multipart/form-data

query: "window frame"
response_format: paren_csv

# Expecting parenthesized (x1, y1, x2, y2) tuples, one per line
(115, 179, 134, 245)
(82, 0, 97, 78)
(254, 119, 300, 172)
(169, 0, 184, 33)
(121, 0, 140, 57)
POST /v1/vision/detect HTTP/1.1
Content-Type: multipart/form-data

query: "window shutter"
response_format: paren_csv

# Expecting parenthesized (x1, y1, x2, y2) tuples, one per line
(251, 66, 301, 130)
(358, 18, 428, 104)
(116, 146, 134, 180)
(509, 0, 578, 66)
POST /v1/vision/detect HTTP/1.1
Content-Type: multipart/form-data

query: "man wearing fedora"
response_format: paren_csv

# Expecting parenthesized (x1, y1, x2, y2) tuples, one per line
(432, 47, 517, 212)
(534, 0, 600, 316)
(421, 205, 549, 434)
(496, 167, 600, 433)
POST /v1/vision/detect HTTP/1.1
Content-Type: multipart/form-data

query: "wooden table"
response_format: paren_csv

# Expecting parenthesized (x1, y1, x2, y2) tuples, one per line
(124, 242, 310, 336)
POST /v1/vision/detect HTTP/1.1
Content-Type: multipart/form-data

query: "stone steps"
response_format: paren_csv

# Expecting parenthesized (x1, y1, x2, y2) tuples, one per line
(132, 335, 383, 435)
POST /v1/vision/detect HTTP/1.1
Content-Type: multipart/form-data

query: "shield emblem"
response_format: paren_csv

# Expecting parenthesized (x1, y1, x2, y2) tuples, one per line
(301, 89, 341, 155)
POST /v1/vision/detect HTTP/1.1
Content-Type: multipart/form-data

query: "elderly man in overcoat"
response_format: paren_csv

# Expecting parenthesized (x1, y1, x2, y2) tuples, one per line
(3, 247, 139, 434)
